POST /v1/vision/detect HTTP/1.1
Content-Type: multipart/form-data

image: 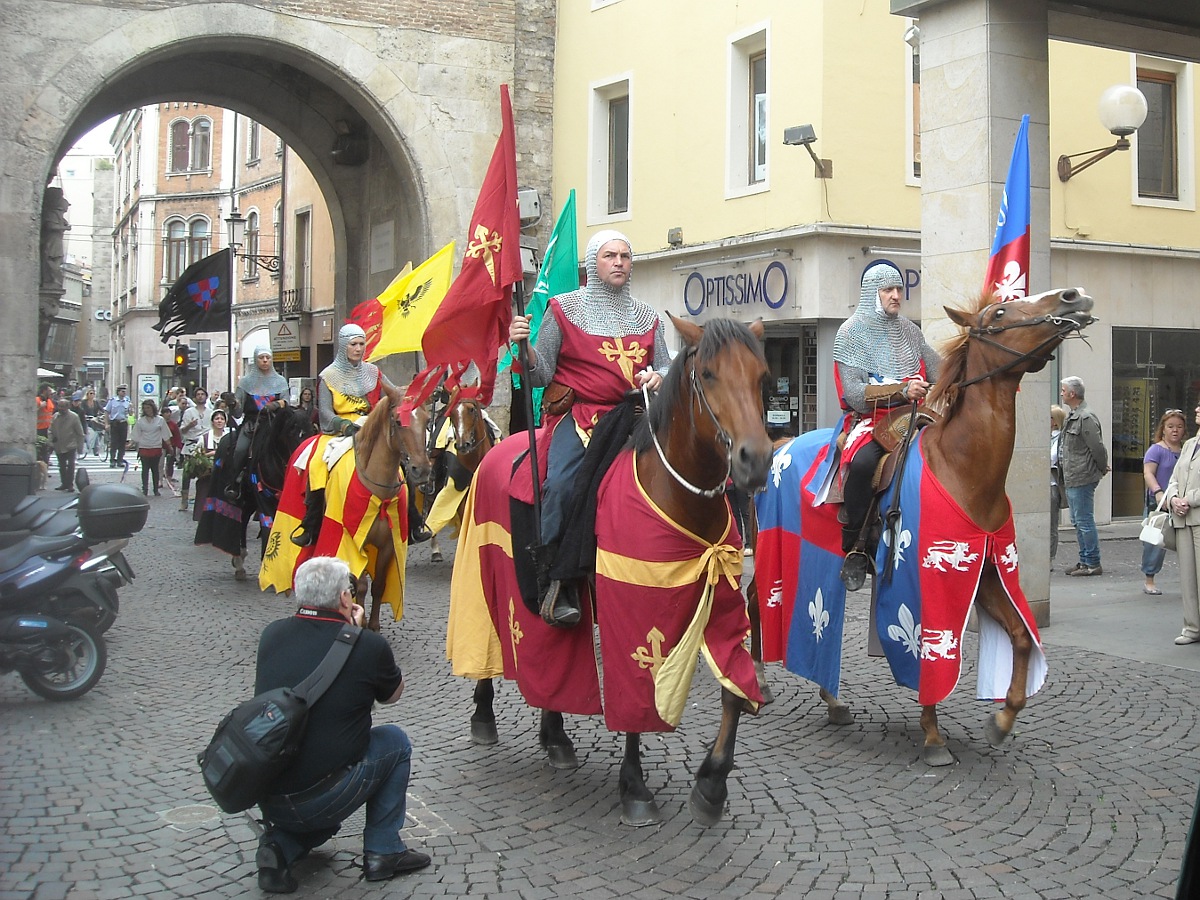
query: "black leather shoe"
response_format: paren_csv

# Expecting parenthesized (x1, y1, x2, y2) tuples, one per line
(256, 841, 298, 894)
(290, 525, 315, 548)
(363, 848, 432, 882)
(539, 579, 581, 628)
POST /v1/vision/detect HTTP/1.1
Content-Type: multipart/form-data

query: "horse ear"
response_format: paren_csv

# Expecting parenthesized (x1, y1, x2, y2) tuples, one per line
(668, 312, 703, 348)
(944, 306, 973, 328)
(747, 318, 765, 340)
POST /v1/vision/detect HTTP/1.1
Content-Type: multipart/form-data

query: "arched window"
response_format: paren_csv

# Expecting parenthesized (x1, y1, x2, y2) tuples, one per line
(191, 118, 212, 170)
(165, 219, 186, 281)
(170, 121, 190, 172)
(244, 211, 260, 279)
(189, 219, 210, 265)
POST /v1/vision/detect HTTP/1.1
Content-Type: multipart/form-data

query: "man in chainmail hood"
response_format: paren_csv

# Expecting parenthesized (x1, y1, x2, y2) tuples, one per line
(290, 324, 420, 547)
(832, 260, 940, 589)
(508, 229, 671, 625)
(224, 345, 290, 500)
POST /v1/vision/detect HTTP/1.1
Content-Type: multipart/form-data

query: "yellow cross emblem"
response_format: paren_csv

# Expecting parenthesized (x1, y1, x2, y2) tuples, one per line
(466, 224, 504, 286)
(508, 596, 524, 660)
(599, 337, 647, 384)
(630, 626, 666, 674)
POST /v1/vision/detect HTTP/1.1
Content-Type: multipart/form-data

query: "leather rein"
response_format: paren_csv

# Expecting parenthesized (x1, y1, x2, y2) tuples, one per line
(958, 306, 1092, 389)
(353, 406, 410, 495)
(645, 347, 733, 499)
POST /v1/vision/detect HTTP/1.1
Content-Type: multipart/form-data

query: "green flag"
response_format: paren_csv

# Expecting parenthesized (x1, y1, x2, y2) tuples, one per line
(502, 189, 578, 422)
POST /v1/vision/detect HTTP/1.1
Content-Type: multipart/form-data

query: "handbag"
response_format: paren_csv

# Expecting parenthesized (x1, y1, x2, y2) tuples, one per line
(1140, 494, 1177, 552)
(198, 625, 361, 813)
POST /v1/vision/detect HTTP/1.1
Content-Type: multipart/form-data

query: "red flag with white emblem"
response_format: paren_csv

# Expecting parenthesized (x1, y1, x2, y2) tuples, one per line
(417, 84, 521, 407)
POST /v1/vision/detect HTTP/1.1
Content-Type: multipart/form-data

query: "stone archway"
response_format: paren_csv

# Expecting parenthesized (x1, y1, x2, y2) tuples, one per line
(2, 0, 551, 450)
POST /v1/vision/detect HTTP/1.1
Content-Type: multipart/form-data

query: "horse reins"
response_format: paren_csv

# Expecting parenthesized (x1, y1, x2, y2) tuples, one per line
(353, 407, 408, 495)
(644, 348, 733, 499)
(958, 306, 1093, 389)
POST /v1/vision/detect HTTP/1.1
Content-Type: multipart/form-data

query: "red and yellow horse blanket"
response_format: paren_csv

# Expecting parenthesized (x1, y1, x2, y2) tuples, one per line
(259, 435, 410, 620)
(446, 438, 762, 732)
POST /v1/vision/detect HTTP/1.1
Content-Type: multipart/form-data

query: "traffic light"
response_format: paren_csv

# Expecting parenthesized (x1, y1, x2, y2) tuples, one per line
(174, 342, 190, 379)
(186, 346, 201, 389)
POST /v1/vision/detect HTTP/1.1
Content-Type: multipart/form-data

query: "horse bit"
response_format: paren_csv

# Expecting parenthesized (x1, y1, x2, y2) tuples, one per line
(644, 348, 733, 499)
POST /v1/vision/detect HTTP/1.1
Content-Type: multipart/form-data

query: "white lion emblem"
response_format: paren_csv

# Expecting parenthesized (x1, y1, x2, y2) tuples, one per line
(921, 540, 979, 572)
(999, 542, 1019, 573)
(920, 628, 959, 661)
(766, 579, 783, 609)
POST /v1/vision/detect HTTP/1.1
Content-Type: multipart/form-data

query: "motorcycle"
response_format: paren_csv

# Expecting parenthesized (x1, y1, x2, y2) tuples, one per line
(0, 612, 106, 700)
(0, 474, 147, 635)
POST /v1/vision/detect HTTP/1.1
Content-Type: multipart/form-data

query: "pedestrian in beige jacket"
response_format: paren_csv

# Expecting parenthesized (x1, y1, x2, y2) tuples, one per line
(1164, 405, 1200, 645)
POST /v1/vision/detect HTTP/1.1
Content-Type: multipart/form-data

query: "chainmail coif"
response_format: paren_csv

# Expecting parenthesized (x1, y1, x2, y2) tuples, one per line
(321, 323, 381, 398)
(832, 261, 924, 378)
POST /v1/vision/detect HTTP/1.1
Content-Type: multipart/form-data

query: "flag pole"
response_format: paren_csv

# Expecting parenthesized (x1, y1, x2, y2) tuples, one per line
(513, 279, 542, 525)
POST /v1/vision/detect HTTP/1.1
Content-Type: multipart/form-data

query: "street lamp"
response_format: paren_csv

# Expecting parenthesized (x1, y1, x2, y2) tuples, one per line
(1057, 84, 1149, 182)
(225, 208, 282, 273)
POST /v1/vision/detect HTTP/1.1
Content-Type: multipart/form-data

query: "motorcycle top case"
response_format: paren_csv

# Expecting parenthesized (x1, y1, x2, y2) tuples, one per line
(77, 485, 149, 540)
(198, 687, 310, 813)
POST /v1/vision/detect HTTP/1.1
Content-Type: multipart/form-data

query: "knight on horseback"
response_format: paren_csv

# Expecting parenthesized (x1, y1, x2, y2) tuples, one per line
(508, 229, 671, 626)
(290, 324, 432, 548)
(832, 260, 940, 590)
(224, 345, 290, 501)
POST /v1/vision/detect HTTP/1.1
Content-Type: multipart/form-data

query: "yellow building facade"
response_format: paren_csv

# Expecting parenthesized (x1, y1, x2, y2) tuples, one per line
(552, 0, 1199, 523)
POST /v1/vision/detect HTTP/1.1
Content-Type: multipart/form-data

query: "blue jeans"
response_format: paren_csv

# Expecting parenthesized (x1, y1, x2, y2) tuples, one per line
(259, 724, 412, 864)
(1065, 482, 1100, 568)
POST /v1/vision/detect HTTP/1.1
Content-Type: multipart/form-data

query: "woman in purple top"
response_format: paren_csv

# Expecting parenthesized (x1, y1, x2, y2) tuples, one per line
(1142, 408, 1188, 594)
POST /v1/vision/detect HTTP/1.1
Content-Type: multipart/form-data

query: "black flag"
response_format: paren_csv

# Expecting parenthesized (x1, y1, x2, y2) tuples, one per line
(153, 248, 232, 343)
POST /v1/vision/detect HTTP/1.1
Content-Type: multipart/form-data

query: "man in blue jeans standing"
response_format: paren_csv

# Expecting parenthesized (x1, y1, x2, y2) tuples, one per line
(254, 556, 430, 893)
(1059, 376, 1110, 577)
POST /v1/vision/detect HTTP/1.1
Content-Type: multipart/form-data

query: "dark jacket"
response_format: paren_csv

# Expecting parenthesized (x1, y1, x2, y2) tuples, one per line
(1061, 400, 1108, 488)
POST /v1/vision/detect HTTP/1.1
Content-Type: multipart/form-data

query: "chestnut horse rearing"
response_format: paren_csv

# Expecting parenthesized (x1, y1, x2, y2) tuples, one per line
(751, 286, 1096, 766)
(447, 314, 772, 826)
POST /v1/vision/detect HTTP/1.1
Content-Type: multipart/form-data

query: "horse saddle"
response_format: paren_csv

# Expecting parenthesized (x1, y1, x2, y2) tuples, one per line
(831, 404, 941, 521)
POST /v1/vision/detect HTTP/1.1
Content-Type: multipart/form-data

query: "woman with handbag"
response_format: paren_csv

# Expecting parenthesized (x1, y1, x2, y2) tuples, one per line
(132, 399, 172, 497)
(1164, 405, 1200, 645)
(1141, 409, 1186, 594)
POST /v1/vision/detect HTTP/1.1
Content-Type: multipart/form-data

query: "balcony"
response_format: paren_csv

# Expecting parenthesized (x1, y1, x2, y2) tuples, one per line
(280, 287, 310, 316)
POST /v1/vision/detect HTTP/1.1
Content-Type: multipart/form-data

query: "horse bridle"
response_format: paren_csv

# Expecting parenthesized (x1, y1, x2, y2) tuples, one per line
(644, 348, 733, 499)
(353, 403, 411, 495)
(958, 303, 1093, 389)
(453, 404, 488, 458)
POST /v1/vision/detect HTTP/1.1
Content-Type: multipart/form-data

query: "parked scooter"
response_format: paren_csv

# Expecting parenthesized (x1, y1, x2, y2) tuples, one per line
(0, 613, 106, 700)
(0, 471, 148, 635)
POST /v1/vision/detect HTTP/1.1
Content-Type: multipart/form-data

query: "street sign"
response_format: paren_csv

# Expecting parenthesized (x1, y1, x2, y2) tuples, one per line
(269, 319, 302, 362)
(137, 373, 160, 400)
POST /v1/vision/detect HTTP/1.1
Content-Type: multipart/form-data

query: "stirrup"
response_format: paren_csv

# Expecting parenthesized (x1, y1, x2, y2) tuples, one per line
(840, 550, 873, 592)
(290, 525, 315, 548)
(409, 523, 433, 544)
(539, 579, 581, 628)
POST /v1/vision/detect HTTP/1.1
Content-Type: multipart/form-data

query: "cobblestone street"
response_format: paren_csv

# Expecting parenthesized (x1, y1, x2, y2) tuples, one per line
(2, 481, 1197, 898)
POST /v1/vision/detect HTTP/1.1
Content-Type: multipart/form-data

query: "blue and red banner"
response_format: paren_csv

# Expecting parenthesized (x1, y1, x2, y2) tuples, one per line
(983, 114, 1030, 301)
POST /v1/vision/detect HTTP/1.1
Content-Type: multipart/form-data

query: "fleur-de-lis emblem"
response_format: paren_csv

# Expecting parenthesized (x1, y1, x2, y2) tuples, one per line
(631, 627, 666, 674)
(994, 260, 1027, 301)
(881, 514, 912, 570)
(466, 224, 504, 285)
(770, 450, 792, 488)
(886, 603, 921, 658)
(809, 587, 830, 640)
(507, 597, 524, 651)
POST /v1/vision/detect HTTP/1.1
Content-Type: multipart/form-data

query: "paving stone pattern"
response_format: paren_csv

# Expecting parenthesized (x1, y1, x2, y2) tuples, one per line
(1, 482, 1196, 898)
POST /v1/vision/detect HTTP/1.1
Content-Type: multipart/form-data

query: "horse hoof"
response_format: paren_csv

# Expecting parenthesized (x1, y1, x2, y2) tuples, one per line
(827, 705, 854, 726)
(431, 550, 443, 563)
(688, 783, 726, 827)
(619, 797, 662, 828)
(922, 744, 955, 767)
(985, 715, 1010, 749)
(470, 719, 498, 746)
(544, 743, 579, 770)
(754, 663, 775, 707)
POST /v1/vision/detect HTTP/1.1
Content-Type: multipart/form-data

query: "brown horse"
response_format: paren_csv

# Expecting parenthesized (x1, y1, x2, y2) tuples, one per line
(750, 286, 1096, 765)
(425, 398, 498, 563)
(447, 314, 773, 826)
(259, 385, 432, 632)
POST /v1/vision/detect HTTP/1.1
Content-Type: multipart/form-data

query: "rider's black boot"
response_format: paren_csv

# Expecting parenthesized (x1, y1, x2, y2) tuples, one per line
(222, 473, 243, 502)
(407, 494, 432, 544)
(290, 489, 326, 547)
(840, 525, 877, 592)
(540, 578, 581, 628)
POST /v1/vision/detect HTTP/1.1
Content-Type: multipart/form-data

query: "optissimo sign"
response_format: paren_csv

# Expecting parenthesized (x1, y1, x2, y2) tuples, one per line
(682, 260, 789, 317)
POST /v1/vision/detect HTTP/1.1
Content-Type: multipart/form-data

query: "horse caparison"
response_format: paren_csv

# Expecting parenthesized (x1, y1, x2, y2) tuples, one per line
(451, 314, 774, 827)
(749, 286, 1095, 766)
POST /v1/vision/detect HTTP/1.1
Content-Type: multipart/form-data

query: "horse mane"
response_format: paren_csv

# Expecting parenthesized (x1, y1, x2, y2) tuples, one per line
(633, 318, 766, 453)
(925, 292, 991, 421)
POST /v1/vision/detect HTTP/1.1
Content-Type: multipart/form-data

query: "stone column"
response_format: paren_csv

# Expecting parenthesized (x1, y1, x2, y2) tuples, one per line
(918, 0, 1053, 622)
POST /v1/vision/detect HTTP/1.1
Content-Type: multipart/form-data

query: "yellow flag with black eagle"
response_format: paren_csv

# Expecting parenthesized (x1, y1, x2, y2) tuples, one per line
(367, 241, 455, 361)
